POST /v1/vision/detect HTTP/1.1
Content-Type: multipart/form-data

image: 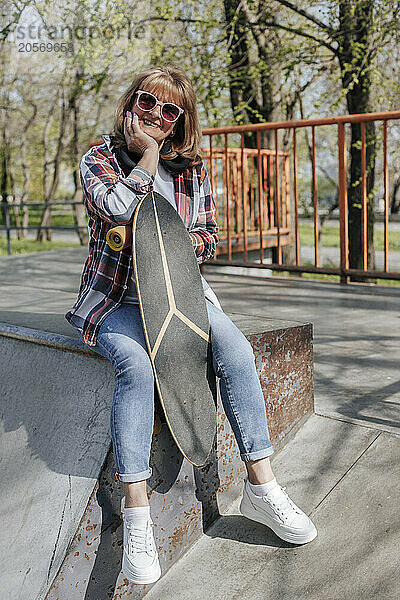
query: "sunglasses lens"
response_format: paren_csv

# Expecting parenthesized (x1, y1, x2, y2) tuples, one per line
(162, 104, 180, 122)
(136, 91, 182, 122)
(137, 92, 157, 111)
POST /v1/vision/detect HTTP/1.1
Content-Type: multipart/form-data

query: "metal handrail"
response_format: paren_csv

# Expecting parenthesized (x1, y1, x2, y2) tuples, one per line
(202, 110, 400, 283)
(0, 200, 88, 255)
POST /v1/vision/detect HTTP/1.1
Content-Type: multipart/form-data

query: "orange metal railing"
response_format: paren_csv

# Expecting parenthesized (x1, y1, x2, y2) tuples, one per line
(200, 146, 293, 263)
(201, 110, 400, 283)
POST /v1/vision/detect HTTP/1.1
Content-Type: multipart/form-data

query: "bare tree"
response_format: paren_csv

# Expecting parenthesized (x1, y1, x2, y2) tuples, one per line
(37, 79, 71, 241)
(268, 0, 399, 276)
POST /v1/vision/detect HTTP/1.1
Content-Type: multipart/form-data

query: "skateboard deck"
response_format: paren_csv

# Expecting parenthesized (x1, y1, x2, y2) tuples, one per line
(128, 190, 217, 466)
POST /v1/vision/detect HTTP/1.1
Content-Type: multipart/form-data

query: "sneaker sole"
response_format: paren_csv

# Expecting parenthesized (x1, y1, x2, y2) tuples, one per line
(122, 553, 162, 584)
(239, 496, 317, 545)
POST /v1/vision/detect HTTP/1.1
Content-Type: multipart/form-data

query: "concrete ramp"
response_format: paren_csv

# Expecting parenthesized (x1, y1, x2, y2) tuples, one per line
(0, 325, 114, 599)
(0, 248, 314, 599)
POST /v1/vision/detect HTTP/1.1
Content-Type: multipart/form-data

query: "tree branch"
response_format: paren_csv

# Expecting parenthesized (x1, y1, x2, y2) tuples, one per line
(247, 20, 337, 55)
(136, 16, 222, 26)
(273, 0, 334, 34)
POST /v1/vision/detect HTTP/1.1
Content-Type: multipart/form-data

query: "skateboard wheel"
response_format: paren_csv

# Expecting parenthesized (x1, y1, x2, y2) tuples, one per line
(106, 226, 130, 251)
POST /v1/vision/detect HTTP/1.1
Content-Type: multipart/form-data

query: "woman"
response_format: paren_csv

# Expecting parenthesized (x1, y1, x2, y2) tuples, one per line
(65, 64, 317, 585)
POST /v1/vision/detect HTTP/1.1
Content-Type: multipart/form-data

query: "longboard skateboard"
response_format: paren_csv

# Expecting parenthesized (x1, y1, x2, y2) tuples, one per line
(106, 190, 217, 466)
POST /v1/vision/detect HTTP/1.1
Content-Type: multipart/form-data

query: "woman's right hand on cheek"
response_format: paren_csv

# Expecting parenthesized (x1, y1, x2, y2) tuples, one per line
(124, 112, 159, 156)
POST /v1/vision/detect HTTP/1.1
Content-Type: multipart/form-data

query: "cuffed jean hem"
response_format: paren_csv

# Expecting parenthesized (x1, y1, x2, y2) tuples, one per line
(241, 445, 275, 462)
(115, 466, 152, 483)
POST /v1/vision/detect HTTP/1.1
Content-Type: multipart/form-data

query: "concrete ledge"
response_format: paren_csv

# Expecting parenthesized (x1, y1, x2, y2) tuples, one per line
(0, 313, 314, 599)
(0, 321, 97, 354)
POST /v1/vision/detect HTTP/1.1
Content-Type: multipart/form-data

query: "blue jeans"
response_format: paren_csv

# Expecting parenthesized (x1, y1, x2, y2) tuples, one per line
(78, 300, 274, 482)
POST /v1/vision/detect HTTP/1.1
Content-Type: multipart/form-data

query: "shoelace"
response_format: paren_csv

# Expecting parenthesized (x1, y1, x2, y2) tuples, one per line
(127, 520, 155, 555)
(263, 486, 302, 523)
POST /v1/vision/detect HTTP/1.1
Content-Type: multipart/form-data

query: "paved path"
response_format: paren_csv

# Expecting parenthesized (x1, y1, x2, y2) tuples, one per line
(146, 265, 400, 599)
(300, 245, 400, 272)
(300, 217, 400, 231)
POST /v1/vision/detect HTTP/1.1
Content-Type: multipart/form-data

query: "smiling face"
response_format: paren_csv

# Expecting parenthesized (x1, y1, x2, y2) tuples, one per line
(131, 86, 182, 148)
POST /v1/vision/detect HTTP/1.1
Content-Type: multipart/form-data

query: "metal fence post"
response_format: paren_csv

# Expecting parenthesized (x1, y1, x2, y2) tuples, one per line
(1, 199, 12, 255)
(338, 123, 348, 284)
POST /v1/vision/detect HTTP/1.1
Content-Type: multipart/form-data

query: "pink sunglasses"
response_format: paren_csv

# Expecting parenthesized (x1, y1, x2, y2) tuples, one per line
(134, 89, 184, 123)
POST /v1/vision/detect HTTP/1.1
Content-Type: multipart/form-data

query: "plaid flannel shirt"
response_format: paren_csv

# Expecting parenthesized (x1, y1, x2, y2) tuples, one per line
(65, 135, 219, 347)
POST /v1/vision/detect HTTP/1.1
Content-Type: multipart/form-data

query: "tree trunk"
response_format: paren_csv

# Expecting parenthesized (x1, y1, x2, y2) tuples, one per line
(20, 103, 37, 239)
(37, 89, 59, 242)
(347, 120, 376, 272)
(223, 0, 281, 148)
(390, 175, 400, 214)
(338, 0, 376, 280)
(224, 0, 285, 263)
(223, 0, 255, 148)
(3, 116, 19, 239)
(37, 84, 69, 242)
(70, 71, 88, 245)
(12, 196, 21, 238)
(1, 125, 12, 254)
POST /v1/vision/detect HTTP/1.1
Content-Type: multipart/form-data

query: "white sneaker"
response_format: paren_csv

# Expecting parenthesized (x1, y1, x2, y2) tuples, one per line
(239, 478, 317, 544)
(120, 496, 161, 584)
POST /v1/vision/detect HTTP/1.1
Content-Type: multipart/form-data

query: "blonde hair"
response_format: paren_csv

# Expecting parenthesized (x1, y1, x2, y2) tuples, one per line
(111, 63, 203, 167)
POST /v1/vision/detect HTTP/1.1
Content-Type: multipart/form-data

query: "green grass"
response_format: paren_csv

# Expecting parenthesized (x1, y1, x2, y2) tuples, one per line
(272, 268, 400, 287)
(27, 214, 75, 227)
(295, 223, 400, 286)
(0, 238, 81, 256)
(299, 223, 400, 252)
(0, 208, 76, 228)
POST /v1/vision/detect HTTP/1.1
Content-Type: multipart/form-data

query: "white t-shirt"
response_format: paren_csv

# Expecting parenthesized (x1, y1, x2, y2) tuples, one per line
(153, 162, 176, 207)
